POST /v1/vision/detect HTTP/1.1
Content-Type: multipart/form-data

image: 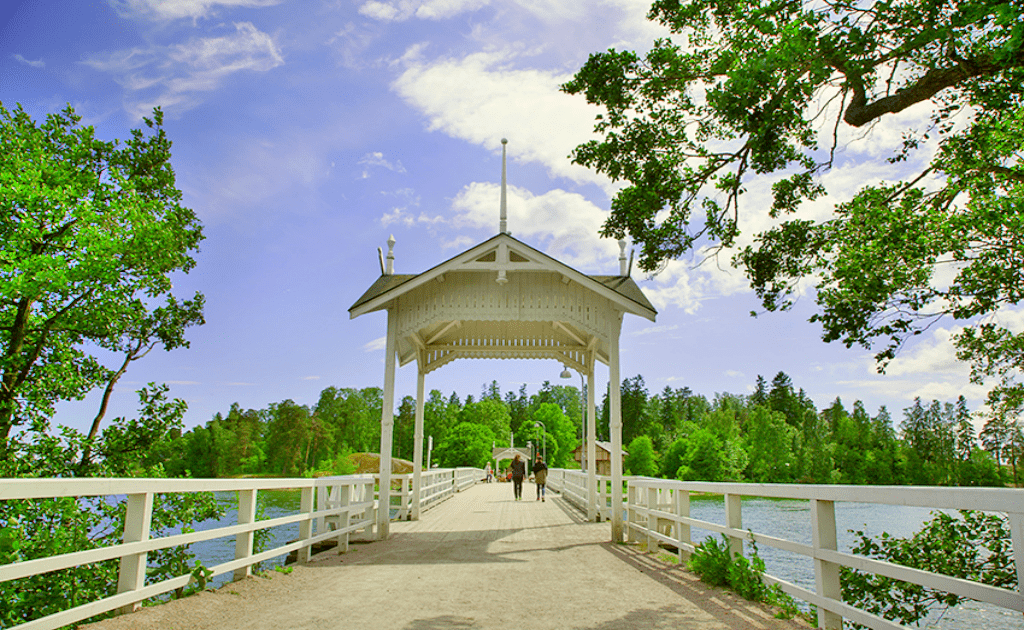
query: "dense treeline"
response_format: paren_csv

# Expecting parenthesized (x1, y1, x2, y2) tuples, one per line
(164, 372, 1021, 487)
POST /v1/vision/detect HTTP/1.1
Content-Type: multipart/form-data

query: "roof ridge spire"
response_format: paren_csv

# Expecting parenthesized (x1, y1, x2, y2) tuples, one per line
(499, 138, 508, 234)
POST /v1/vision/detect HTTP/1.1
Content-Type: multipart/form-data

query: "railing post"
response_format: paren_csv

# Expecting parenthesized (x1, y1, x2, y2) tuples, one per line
(1010, 512, 1024, 609)
(674, 487, 690, 562)
(812, 499, 842, 629)
(724, 493, 743, 558)
(316, 484, 328, 534)
(338, 484, 351, 553)
(234, 489, 258, 580)
(646, 486, 658, 553)
(627, 484, 637, 542)
(116, 491, 154, 614)
(402, 476, 411, 520)
(297, 484, 315, 564)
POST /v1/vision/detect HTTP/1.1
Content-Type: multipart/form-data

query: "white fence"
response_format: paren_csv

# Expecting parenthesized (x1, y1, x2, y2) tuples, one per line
(0, 469, 483, 630)
(625, 479, 1024, 630)
(545, 469, 617, 521)
(380, 467, 485, 520)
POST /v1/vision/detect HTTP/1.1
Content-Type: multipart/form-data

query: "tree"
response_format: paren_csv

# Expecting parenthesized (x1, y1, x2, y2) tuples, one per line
(433, 422, 494, 469)
(625, 435, 658, 477)
(529, 402, 577, 467)
(563, 0, 1024, 409)
(459, 398, 511, 446)
(745, 406, 795, 483)
(0, 103, 204, 451)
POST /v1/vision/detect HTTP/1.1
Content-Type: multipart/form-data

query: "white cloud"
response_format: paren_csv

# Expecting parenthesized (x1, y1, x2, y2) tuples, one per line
(392, 48, 610, 191)
(359, 151, 407, 176)
(302, 375, 321, 380)
(83, 22, 283, 117)
(631, 324, 679, 336)
(364, 336, 387, 352)
(725, 370, 744, 378)
(449, 182, 621, 270)
(359, 0, 489, 21)
(380, 207, 446, 228)
(109, 0, 283, 21)
(13, 54, 45, 68)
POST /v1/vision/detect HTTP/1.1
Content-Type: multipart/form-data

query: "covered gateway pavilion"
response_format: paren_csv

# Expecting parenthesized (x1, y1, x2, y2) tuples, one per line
(348, 141, 656, 541)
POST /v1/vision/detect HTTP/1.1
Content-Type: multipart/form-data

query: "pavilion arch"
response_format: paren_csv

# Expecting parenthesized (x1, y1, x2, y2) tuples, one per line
(348, 143, 656, 541)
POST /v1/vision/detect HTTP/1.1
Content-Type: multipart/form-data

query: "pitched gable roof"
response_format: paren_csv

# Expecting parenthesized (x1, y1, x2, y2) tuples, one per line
(349, 233, 656, 320)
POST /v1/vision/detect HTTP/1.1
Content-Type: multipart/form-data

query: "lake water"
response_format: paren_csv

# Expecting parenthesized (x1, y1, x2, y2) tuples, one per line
(184, 490, 1022, 629)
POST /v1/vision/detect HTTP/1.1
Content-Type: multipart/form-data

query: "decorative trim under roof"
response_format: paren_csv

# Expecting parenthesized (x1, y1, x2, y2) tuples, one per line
(349, 233, 656, 321)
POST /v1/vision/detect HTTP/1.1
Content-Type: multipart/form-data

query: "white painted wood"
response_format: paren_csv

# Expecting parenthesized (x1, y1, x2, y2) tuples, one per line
(674, 488, 690, 563)
(297, 485, 315, 563)
(586, 367, 597, 522)
(812, 499, 842, 629)
(724, 493, 743, 558)
(233, 489, 258, 580)
(609, 311, 624, 542)
(377, 308, 398, 539)
(646, 487, 658, 551)
(616, 477, 1024, 630)
(412, 369, 425, 521)
(1010, 511, 1024, 606)
(116, 491, 153, 614)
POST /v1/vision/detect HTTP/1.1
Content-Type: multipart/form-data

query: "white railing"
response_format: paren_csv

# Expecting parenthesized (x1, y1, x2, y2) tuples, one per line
(625, 479, 1024, 630)
(546, 469, 628, 522)
(1, 476, 377, 630)
(379, 467, 485, 520)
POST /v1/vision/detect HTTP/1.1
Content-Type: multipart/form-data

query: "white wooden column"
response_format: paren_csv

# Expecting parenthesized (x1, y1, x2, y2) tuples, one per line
(377, 308, 398, 539)
(116, 491, 154, 614)
(812, 499, 842, 629)
(586, 366, 597, 522)
(411, 368, 425, 520)
(609, 311, 624, 542)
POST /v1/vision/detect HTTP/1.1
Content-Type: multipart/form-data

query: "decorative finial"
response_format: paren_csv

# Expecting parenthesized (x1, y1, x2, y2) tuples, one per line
(386, 235, 395, 275)
(618, 240, 627, 275)
(500, 139, 508, 234)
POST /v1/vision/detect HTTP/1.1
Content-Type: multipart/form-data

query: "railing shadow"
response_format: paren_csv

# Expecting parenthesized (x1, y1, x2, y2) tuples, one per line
(601, 542, 799, 629)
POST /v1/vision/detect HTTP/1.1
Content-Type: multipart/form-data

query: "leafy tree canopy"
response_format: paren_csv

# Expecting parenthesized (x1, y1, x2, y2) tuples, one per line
(563, 0, 1024, 409)
(0, 103, 204, 449)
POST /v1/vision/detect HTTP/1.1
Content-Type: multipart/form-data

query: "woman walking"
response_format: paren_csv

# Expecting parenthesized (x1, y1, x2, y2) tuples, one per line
(533, 453, 548, 501)
(510, 453, 526, 500)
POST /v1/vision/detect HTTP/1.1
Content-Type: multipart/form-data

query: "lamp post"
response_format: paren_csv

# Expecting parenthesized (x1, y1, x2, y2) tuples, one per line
(560, 366, 585, 471)
(534, 420, 546, 461)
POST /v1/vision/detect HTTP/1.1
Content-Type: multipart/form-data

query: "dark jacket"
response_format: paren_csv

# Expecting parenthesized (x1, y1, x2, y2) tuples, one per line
(533, 459, 548, 484)
(510, 458, 526, 479)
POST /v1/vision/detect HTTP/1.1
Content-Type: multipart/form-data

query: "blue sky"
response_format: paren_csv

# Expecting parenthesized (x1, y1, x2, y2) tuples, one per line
(1, 0, 992, 434)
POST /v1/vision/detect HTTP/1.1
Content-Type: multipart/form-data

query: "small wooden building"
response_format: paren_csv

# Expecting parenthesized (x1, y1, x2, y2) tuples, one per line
(572, 440, 626, 476)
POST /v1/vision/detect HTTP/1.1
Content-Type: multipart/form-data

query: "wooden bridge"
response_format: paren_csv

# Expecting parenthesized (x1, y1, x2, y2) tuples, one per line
(78, 481, 808, 630)
(3, 470, 1023, 630)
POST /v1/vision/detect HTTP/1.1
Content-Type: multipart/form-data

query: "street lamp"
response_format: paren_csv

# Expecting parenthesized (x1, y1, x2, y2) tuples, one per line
(560, 366, 586, 471)
(534, 420, 546, 461)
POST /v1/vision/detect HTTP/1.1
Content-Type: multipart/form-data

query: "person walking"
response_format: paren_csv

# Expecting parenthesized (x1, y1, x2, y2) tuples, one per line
(533, 453, 548, 501)
(510, 453, 526, 500)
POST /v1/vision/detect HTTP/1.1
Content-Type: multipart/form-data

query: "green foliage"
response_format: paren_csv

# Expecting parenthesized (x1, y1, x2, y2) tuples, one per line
(625, 435, 658, 476)
(433, 422, 495, 469)
(563, 0, 1024, 410)
(190, 560, 214, 591)
(688, 535, 776, 604)
(842, 510, 1016, 627)
(687, 534, 733, 587)
(0, 386, 223, 627)
(0, 103, 204, 449)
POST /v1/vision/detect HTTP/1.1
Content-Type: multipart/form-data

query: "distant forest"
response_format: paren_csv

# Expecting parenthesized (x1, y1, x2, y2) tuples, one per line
(163, 372, 1021, 487)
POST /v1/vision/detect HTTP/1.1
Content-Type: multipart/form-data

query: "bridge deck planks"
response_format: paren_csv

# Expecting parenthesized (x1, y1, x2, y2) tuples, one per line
(82, 483, 810, 630)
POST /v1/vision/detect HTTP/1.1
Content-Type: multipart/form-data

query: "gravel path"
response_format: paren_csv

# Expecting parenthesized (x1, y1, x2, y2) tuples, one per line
(82, 483, 811, 630)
